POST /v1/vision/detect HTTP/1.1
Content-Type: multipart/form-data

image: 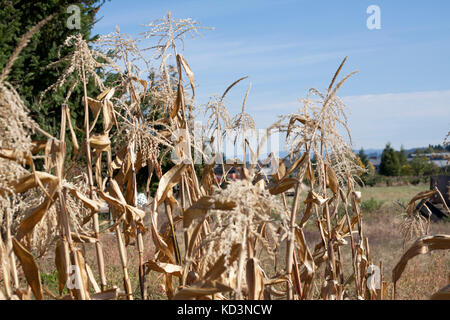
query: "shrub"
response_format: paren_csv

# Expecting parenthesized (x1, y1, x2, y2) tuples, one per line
(361, 197, 384, 212)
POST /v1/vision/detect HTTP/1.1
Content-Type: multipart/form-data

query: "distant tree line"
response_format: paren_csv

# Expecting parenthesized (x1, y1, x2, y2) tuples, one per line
(357, 143, 447, 186)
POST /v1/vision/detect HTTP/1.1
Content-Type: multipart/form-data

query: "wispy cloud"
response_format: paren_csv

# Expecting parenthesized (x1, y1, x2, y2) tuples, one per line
(92, 1, 450, 151)
(238, 90, 450, 151)
(343, 90, 450, 149)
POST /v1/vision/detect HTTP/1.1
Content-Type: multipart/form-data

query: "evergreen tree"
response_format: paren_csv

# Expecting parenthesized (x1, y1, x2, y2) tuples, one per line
(0, 1, 106, 140)
(410, 155, 430, 176)
(358, 148, 369, 167)
(379, 143, 400, 176)
(397, 145, 408, 166)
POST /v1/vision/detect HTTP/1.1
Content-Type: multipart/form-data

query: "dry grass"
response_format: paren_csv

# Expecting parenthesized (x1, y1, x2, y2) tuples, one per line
(361, 184, 429, 205)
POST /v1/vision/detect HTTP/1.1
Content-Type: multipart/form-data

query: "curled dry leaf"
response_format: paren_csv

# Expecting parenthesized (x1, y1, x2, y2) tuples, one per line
(170, 83, 183, 119)
(16, 196, 56, 240)
(177, 54, 195, 98)
(89, 133, 111, 151)
(0, 148, 33, 166)
(173, 280, 234, 300)
(55, 239, 68, 296)
(12, 238, 43, 300)
(246, 258, 265, 300)
(392, 234, 450, 285)
(154, 163, 189, 207)
(325, 165, 339, 195)
(405, 189, 437, 214)
(269, 178, 297, 195)
(91, 287, 122, 300)
(145, 260, 183, 277)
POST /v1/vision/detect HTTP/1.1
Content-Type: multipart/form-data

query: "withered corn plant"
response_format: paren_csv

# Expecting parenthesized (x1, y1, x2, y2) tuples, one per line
(392, 132, 450, 300)
(0, 12, 394, 301)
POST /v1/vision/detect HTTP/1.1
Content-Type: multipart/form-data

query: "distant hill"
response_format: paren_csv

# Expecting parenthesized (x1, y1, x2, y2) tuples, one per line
(359, 149, 383, 157)
(354, 147, 433, 158)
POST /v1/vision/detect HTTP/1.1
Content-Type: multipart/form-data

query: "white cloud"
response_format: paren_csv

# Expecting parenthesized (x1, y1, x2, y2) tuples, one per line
(235, 89, 450, 151)
(342, 90, 450, 149)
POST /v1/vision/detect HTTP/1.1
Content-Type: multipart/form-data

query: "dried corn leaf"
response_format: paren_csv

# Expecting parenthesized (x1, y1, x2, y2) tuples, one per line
(284, 152, 308, 178)
(16, 196, 56, 240)
(298, 191, 329, 228)
(11, 171, 58, 194)
(145, 260, 183, 277)
(405, 190, 437, 214)
(287, 116, 320, 138)
(295, 227, 316, 282)
(86, 266, 100, 294)
(89, 133, 111, 151)
(273, 157, 286, 182)
(0, 148, 32, 166)
(173, 280, 233, 300)
(64, 106, 79, 156)
(86, 97, 102, 130)
(177, 54, 195, 98)
(183, 196, 236, 229)
(246, 258, 265, 300)
(91, 287, 121, 300)
(0, 237, 12, 298)
(12, 238, 43, 300)
(221, 76, 248, 101)
(65, 185, 102, 212)
(170, 83, 183, 119)
(74, 249, 90, 300)
(111, 145, 128, 171)
(55, 239, 68, 296)
(154, 163, 189, 206)
(203, 244, 241, 281)
(98, 190, 145, 224)
(326, 165, 339, 195)
(430, 284, 450, 300)
(321, 279, 338, 300)
(392, 234, 450, 285)
(71, 232, 97, 244)
(103, 100, 117, 133)
(96, 87, 114, 101)
(269, 178, 297, 195)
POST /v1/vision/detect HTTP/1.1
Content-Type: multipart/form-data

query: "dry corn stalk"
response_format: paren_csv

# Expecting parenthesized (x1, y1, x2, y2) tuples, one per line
(0, 11, 386, 301)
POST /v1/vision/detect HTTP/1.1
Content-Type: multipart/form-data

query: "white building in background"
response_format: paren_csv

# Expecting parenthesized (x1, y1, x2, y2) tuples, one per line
(409, 152, 450, 168)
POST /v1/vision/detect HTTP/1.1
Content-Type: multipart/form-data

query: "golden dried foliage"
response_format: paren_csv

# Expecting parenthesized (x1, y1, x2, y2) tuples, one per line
(1, 12, 447, 302)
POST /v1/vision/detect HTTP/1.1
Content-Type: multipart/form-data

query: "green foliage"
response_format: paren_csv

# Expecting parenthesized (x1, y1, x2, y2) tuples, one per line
(410, 155, 429, 176)
(399, 163, 413, 176)
(397, 145, 408, 166)
(360, 174, 382, 187)
(41, 271, 63, 297)
(0, 0, 105, 140)
(424, 162, 440, 176)
(428, 144, 450, 152)
(379, 143, 400, 176)
(360, 197, 384, 212)
(358, 148, 369, 167)
(358, 148, 379, 187)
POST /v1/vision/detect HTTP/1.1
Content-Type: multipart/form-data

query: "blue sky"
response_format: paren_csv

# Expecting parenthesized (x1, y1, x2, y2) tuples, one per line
(92, 0, 450, 150)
